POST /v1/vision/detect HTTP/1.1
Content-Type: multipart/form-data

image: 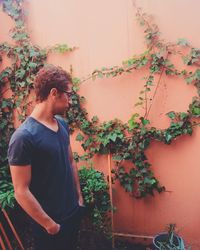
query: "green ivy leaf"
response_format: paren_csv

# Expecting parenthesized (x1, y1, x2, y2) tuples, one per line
(180, 112, 188, 120)
(76, 133, 85, 142)
(177, 38, 189, 46)
(140, 117, 150, 126)
(165, 133, 172, 143)
(128, 113, 139, 129)
(28, 62, 37, 69)
(112, 155, 123, 161)
(167, 111, 176, 120)
(16, 69, 26, 79)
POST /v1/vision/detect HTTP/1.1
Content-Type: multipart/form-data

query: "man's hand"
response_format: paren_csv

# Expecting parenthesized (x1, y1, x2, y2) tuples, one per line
(45, 221, 61, 235)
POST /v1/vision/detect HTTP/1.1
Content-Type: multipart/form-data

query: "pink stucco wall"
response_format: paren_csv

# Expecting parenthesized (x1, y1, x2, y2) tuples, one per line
(1, 0, 200, 248)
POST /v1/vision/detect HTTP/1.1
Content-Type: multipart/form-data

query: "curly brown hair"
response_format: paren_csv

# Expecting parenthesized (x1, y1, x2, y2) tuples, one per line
(34, 64, 72, 102)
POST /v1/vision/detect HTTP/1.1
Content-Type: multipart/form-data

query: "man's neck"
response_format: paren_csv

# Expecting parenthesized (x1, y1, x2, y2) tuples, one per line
(30, 102, 55, 123)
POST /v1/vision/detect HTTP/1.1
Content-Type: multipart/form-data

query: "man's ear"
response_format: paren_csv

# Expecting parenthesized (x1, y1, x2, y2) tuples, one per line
(49, 88, 58, 99)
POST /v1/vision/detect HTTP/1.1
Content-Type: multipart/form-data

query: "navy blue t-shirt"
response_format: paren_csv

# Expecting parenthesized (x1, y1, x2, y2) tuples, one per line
(7, 116, 78, 222)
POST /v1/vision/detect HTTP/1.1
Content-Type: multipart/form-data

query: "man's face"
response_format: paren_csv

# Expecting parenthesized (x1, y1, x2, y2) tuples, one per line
(52, 84, 73, 115)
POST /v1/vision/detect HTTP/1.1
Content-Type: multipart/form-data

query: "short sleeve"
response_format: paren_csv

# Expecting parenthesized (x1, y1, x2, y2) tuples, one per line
(7, 130, 34, 166)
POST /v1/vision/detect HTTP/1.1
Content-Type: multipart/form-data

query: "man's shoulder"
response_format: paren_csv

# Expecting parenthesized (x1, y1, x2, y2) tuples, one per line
(9, 119, 33, 144)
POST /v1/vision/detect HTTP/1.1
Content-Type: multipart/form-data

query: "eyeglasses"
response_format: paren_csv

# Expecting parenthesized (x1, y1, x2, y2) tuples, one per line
(57, 89, 73, 98)
(62, 90, 73, 97)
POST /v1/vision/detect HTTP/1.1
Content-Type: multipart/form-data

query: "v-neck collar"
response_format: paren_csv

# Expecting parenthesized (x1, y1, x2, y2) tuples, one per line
(28, 116, 60, 134)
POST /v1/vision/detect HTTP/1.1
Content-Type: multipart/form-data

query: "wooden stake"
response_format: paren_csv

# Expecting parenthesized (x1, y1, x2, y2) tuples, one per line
(0, 222, 13, 250)
(0, 235, 6, 250)
(108, 153, 115, 249)
(114, 232, 154, 239)
(2, 209, 24, 250)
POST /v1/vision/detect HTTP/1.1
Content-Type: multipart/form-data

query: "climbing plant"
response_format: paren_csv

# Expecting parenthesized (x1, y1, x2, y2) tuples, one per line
(67, 9, 200, 198)
(1, 1, 200, 213)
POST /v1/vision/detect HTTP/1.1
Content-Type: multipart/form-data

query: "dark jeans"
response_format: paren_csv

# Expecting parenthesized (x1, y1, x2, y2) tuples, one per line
(32, 206, 85, 250)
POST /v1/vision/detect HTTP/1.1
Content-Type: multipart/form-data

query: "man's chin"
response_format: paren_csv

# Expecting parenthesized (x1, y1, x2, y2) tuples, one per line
(54, 109, 68, 116)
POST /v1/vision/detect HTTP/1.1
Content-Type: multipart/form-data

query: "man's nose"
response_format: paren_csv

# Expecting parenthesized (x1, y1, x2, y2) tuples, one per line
(68, 98, 73, 105)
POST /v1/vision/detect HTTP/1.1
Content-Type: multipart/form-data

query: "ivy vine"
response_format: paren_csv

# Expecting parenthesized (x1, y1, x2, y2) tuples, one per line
(67, 9, 200, 198)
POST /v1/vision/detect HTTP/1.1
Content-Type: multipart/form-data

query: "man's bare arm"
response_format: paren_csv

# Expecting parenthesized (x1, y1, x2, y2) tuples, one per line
(10, 165, 60, 234)
(68, 145, 84, 206)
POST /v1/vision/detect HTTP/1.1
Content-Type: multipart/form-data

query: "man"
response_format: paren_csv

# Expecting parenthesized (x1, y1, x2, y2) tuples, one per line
(7, 65, 84, 250)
